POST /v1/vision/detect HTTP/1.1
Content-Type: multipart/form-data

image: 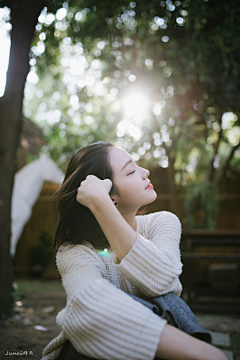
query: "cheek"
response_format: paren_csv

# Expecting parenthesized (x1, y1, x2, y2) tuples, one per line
(121, 189, 131, 198)
(122, 187, 142, 202)
(117, 186, 133, 201)
(117, 178, 142, 200)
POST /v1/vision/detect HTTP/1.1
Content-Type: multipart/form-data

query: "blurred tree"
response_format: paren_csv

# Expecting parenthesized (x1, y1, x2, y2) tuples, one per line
(0, 0, 64, 316)
(65, 0, 240, 207)
(26, 0, 240, 224)
(0, 0, 240, 315)
(0, 0, 42, 316)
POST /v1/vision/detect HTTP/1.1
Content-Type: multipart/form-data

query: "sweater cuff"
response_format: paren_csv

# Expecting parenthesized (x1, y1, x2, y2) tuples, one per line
(112, 232, 146, 265)
(135, 312, 167, 360)
(113, 232, 154, 268)
(113, 232, 182, 296)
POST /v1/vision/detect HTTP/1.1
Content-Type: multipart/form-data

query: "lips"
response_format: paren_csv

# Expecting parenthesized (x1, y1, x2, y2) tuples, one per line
(146, 182, 153, 189)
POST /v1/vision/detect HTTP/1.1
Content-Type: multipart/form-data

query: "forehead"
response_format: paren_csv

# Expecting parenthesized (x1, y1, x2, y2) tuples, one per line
(108, 146, 131, 173)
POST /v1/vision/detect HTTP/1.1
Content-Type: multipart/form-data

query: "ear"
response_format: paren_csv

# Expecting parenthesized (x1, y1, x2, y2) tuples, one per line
(111, 198, 118, 207)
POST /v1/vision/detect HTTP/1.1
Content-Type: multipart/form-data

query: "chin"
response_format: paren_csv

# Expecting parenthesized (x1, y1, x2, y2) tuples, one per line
(150, 194, 157, 203)
(150, 189, 157, 199)
(143, 191, 157, 206)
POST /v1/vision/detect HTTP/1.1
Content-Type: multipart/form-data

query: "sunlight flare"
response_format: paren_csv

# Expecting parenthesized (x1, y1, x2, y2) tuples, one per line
(123, 91, 149, 115)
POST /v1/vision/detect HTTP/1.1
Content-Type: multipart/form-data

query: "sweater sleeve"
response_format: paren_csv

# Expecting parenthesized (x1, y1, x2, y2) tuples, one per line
(56, 245, 166, 360)
(113, 211, 183, 297)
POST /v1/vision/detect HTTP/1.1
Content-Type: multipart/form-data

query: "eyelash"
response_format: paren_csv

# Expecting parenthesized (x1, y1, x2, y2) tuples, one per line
(127, 170, 136, 176)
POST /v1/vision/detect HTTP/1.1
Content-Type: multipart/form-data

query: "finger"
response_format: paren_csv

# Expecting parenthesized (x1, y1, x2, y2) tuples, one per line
(86, 174, 96, 180)
(103, 178, 112, 185)
(102, 178, 112, 192)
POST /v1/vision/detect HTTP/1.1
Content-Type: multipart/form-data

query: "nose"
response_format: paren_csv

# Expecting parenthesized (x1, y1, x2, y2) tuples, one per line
(142, 168, 150, 179)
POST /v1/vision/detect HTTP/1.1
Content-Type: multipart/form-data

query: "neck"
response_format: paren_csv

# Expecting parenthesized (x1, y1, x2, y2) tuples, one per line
(121, 210, 137, 231)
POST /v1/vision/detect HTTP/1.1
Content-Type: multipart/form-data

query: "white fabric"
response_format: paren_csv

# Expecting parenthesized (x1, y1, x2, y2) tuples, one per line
(42, 211, 183, 360)
(11, 153, 64, 256)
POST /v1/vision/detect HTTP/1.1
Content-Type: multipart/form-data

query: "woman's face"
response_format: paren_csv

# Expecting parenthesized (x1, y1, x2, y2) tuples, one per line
(108, 146, 157, 214)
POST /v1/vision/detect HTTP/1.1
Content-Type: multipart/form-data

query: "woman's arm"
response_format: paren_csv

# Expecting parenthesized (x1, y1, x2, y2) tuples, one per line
(76, 176, 137, 261)
(155, 323, 228, 360)
(114, 211, 182, 296)
(90, 195, 137, 261)
(77, 176, 182, 296)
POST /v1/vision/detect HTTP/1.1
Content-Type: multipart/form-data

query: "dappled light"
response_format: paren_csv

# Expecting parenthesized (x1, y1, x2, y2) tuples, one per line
(0, 0, 233, 189)
(0, 0, 239, 206)
(1, 3, 240, 352)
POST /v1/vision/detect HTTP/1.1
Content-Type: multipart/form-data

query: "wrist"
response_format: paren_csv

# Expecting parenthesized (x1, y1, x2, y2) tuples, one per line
(88, 193, 113, 213)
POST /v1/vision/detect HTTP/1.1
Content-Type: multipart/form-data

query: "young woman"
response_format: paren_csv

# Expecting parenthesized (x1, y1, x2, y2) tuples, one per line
(42, 142, 227, 360)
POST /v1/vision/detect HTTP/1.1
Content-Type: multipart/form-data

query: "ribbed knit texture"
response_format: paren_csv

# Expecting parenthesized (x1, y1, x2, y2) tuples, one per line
(42, 211, 182, 360)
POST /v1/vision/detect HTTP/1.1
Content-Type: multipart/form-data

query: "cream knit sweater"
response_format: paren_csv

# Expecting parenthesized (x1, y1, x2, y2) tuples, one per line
(42, 211, 183, 360)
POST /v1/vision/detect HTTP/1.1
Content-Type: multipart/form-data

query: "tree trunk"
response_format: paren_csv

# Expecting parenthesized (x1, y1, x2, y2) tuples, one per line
(0, 0, 45, 315)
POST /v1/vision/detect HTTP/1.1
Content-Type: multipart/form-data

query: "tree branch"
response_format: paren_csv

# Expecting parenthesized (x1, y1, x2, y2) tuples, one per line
(216, 142, 240, 183)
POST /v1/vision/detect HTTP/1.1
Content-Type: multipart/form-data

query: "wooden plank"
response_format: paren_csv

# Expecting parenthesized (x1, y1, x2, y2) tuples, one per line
(182, 252, 240, 261)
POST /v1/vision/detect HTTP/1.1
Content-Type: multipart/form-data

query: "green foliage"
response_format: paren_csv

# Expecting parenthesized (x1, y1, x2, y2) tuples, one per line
(185, 181, 219, 229)
(11, 282, 25, 304)
(21, 0, 240, 228)
(26, 153, 39, 164)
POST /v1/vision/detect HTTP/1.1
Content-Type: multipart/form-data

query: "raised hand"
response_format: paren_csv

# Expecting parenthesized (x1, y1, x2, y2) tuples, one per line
(76, 175, 112, 209)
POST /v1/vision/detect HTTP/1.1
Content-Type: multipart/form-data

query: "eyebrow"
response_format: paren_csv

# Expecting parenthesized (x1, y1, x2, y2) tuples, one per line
(121, 159, 133, 171)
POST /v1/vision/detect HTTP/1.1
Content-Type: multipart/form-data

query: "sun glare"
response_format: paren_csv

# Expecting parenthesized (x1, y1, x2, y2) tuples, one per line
(122, 91, 150, 128)
(123, 92, 149, 115)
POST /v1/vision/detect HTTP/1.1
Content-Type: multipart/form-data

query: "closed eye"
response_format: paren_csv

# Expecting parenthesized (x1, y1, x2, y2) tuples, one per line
(127, 170, 136, 176)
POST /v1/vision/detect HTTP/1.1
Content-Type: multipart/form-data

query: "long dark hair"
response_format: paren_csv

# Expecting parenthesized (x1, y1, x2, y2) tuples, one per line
(54, 142, 115, 250)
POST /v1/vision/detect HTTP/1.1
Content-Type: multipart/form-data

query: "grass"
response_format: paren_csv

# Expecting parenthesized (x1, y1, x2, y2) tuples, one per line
(15, 278, 64, 293)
